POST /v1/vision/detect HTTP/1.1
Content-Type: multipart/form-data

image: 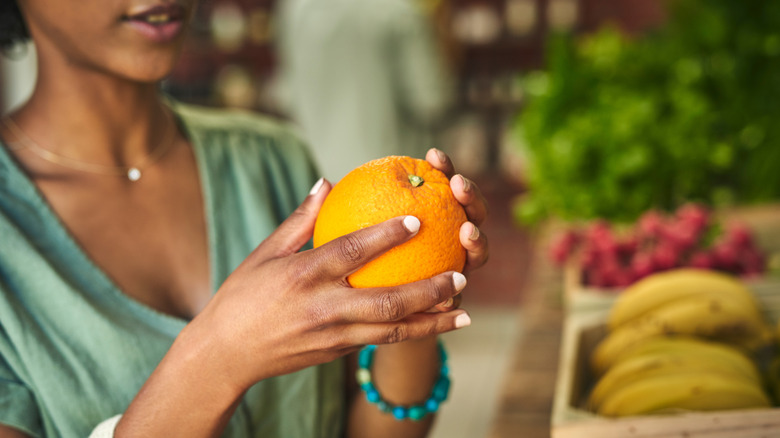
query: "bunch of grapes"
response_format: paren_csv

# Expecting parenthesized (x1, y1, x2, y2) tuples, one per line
(548, 203, 767, 288)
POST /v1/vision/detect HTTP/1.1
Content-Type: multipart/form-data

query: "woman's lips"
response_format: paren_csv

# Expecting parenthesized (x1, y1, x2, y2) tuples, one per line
(123, 4, 187, 43)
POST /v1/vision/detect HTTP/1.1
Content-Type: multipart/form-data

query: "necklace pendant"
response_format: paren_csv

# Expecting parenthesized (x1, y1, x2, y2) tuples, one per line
(127, 167, 142, 181)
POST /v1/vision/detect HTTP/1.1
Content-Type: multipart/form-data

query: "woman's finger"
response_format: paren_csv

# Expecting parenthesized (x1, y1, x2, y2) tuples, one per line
(425, 148, 489, 226)
(343, 310, 472, 346)
(460, 221, 489, 274)
(304, 215, 422, 282)
(451, 174, 488, 226)
(333, 271, 467, 323)
(432, 292, 462, 313)
(425, 148, 456, 178)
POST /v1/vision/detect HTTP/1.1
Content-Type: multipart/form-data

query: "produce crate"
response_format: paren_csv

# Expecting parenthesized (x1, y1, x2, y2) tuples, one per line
(551, 282, 780, 438)
(561, 260, 618, 312)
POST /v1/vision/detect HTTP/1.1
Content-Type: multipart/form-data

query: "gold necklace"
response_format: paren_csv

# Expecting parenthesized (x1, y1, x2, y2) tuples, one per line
(1, 114, 176, 182)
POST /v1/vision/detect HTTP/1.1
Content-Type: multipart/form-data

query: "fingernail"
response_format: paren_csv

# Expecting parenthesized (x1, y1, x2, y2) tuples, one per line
(455, 174, 470, 193)
(435, 148, 447, 164)
(453, 272, 467, 291)
(441, 297, 454, 308)
(309, 178, 324, 195)
(468, 223, 480, 241)
(454, 312, 471, 328)
(403, 216, 421, 234)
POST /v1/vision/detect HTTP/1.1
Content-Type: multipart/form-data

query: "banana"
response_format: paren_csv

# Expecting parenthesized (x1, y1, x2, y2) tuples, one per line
(608, 335, 762, 379)
(591, 320, 662, 376)
(591, 291, 769, 375)
(597, 370, 771, 417)
(588, 340, 762, 410)
(608, 269, 758, 330)
(637, 290, 768, 339)
(719, 323, 776, 353)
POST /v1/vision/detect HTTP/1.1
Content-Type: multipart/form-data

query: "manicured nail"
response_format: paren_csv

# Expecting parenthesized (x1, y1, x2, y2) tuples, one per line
(441, 297, 454, 308)
(454, 174, 470, 193)
(454, 312, 471, 328)
(468, 223, 480, 241)
(435, 148, 447, 164)
(309, 178, 324, 195)
(403, 216, 421, 234)
(453, 272, 467, 291)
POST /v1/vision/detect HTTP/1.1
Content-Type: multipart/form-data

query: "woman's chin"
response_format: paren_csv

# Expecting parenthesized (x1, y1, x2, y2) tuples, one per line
(108, 54, 182, 84)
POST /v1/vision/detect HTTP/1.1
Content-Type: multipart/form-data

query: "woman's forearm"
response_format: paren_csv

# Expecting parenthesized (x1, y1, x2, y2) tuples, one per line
(114, 320, 247, 437)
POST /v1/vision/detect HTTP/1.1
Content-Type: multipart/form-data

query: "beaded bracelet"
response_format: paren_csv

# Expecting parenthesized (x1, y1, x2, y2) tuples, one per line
(356, 341, 451, 421)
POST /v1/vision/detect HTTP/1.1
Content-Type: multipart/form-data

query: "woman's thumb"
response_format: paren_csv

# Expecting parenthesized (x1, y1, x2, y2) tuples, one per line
(252, 178, 330, 261)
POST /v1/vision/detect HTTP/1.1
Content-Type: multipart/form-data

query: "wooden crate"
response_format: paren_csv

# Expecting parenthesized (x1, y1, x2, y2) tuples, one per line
(551, 281, 780, 438)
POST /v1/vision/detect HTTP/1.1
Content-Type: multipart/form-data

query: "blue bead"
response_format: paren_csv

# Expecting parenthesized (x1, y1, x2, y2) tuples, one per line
(377, 401, 392, 413)
(392, 406, 408, 420)
(358, 346, 375, 368)
(366, 388, 381, 403)
(441, 364, 450, 376)
(425, 398, 440, 412)
(409, 406, 427, 421)
(433, 376, 450, 401)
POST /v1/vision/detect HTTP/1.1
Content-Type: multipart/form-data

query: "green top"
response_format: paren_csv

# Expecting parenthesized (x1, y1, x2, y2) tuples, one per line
(0, 103, 345, 438)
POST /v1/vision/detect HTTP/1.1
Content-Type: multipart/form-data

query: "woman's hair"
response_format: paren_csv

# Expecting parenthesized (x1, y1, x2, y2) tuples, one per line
(0, 0, 29, 53)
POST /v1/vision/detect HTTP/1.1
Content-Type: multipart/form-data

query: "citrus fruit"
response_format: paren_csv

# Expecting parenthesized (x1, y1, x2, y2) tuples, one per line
(313, 156, 468, 288)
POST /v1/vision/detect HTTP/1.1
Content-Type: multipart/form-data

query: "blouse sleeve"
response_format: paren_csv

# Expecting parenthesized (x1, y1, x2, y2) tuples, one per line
(0, 353, 42, 438)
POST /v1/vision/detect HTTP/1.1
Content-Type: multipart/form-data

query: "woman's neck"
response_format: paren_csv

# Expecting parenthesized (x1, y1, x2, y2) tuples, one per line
(9, 71, 172, 169)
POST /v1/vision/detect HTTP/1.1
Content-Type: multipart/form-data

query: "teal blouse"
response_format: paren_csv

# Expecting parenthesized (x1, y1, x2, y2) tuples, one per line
(0, 103, 345, 437)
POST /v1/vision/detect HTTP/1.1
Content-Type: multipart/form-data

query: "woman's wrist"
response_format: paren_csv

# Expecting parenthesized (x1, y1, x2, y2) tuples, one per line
(172, 315, 254, 396)
(358, 337, 450, 421)
(369, 336, 443, 405)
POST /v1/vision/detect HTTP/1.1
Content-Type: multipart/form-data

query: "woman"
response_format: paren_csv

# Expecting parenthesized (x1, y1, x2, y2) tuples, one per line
(0, 0, 489, 437)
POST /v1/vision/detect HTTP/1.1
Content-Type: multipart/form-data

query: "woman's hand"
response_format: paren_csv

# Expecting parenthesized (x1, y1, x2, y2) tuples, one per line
(184, 178, 470, 391)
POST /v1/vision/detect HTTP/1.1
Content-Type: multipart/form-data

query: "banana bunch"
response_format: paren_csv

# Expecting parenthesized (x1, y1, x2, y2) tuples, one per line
(587, 268, 776, 417)
(588, 336, 771, 416)
(591, 269, 773, 375)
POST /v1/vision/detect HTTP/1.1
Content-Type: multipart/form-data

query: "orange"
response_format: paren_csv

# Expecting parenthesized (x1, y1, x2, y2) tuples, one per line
(313, 156, 468, 288)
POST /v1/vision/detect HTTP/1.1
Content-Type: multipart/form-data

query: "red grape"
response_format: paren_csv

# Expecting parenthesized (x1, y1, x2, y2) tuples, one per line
(660, 221, 700, 252)
(676, 203, 710, 232)
(712, 242, 739, 271)
(630, 251, 656, 278)
(724, 223, 753, 248)
(652, 243, 678, 270)
(638, 210, 664, 238)
(688, 250, 715, 269)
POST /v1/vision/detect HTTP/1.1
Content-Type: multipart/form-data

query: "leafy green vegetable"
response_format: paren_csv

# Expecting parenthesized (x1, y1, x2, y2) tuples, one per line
(516, 0, 780, 224)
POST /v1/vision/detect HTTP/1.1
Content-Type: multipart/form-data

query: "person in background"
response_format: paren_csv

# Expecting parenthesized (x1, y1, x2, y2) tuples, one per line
(0, 0, 488, 437)
(274, 0, 453, 182)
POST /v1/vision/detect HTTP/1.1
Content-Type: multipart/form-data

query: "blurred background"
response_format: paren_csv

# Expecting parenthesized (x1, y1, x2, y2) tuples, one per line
(3, 1, 780, 437)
